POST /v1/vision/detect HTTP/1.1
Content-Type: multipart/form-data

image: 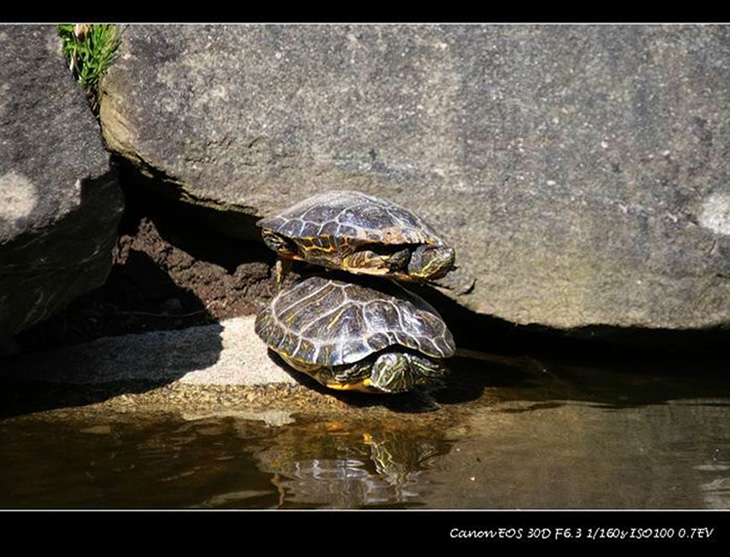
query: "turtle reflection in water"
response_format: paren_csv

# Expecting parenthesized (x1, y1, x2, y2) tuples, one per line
(257, 190, 456, 284)
(254, 275, 455, 394)
(261, 424, 446, 508)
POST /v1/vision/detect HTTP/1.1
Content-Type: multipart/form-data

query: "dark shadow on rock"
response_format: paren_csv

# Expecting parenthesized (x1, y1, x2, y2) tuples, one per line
(13, 248, 220, 351)
(434, 341, 730, 411)
(414, 281, 730, 370)
(1, 248, 225, 419)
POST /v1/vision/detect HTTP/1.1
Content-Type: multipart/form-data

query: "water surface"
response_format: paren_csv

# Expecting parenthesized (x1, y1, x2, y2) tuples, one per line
(2, 356, 729, 509)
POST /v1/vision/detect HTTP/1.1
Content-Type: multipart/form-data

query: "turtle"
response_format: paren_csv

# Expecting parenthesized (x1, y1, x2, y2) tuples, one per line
(257, 190, 456, 284)
(254, 274, 456, 394)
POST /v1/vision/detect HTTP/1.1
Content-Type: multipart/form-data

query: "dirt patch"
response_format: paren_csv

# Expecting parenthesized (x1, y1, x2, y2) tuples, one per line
(113, 216, 274, 320)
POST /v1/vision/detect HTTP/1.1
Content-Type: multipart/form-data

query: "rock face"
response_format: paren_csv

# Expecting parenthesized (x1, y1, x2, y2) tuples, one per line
(0, 26, 124, 344)
(100, 25, 730, 330)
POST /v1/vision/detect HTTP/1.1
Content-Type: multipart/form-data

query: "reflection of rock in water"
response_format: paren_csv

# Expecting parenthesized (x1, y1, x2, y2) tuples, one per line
(260, 423, 448, 508)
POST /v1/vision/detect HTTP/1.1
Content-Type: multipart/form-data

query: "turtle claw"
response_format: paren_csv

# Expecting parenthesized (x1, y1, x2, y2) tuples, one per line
(274, 258, 292, 291)
(426, 279, 452, 290)
(412, 388, 442, 411)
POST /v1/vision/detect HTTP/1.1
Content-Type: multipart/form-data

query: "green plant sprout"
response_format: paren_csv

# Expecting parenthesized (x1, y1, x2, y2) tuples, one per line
(58, 24, 121, 114)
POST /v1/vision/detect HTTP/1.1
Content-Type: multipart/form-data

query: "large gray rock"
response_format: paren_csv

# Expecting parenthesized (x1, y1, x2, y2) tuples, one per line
(0, 26, 124, 343)
(100, 25, 730, 330)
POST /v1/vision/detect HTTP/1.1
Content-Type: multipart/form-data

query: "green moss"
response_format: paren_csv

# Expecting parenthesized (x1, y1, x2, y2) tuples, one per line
(58, 24, 121, 115)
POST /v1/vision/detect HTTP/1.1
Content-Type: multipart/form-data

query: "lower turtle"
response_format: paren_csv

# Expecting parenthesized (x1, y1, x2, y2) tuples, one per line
(254, 274, 455, 394)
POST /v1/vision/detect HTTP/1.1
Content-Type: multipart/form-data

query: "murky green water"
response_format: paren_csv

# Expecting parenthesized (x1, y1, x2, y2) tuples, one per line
(2, 357, 730, 509)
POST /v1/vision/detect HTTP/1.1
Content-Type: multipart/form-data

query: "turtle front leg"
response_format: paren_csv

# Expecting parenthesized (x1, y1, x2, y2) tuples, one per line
(262, 230, 297, 290)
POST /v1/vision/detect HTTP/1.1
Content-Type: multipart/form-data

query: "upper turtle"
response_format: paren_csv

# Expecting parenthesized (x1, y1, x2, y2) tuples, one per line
(257, 191, 456, 282)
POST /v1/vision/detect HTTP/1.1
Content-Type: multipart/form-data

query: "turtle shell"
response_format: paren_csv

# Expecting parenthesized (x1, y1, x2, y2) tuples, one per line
(257, 190, 447, 248)
(254, 275, 455, 368)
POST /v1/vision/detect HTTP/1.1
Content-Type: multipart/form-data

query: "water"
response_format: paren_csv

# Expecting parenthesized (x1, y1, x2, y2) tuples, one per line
(1, 356, 730, 509)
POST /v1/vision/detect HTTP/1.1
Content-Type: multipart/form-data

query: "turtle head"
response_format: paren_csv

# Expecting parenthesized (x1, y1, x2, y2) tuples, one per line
(368, 352, 447, 393)
(261, 229, 297, 257)
(369, 353, 414, 393)
(407, 245, 456, 281)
